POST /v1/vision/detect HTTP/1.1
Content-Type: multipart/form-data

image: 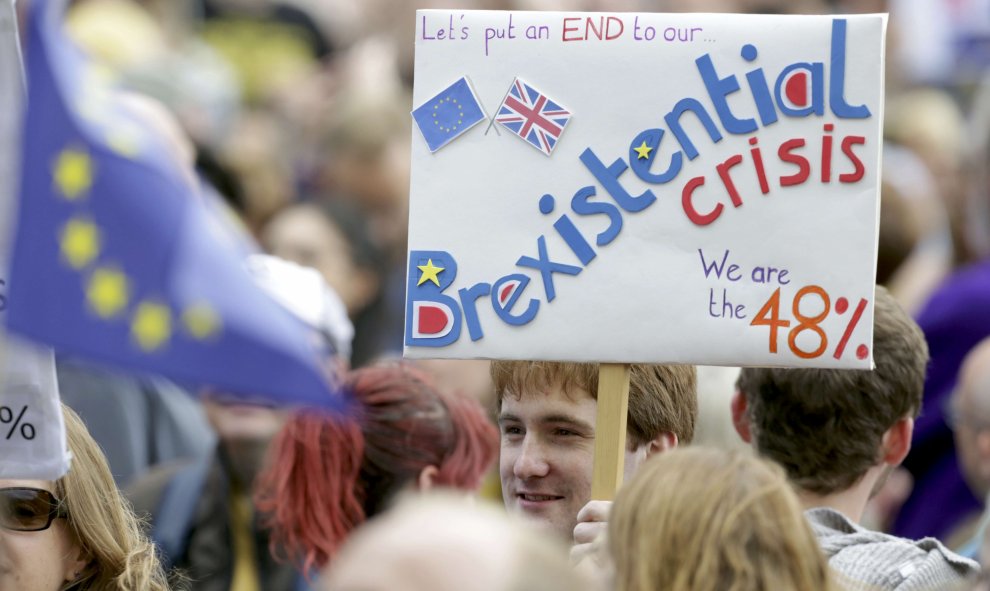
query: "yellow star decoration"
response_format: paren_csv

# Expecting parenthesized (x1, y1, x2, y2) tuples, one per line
(59, 218, 101, 269)
(182, 302, 222, 340)
(86, 267, 129, 318)
(132, 301, 172, 352)
(417, 259, 444, 287)
(633, 141, 654, 160)
(432, 97, 464, 133)
(53, 148, 94, 199)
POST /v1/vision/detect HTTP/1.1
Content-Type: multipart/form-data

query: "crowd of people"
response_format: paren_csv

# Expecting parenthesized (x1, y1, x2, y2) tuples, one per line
(2, 0, 990, 589)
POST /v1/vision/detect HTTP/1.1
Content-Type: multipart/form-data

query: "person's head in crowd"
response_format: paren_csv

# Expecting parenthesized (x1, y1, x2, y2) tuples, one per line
(0, 404, 170, 590)
(414, 359, 496, 411)
(493, 361, 697, 539)
(319, 493, 594, 591)
(886, 88, 976, 263)
(201, 254, 352, 483)
(950, 337, 990, 501)
(215, 109, 295, 232)
(315, 69, 412, 257)
(877, 180, 922, 286)
(255, 364, 498, 575)
(609, 447, 834, 591)
(733, 286, 928, 517)
(261, 200, 382, 321)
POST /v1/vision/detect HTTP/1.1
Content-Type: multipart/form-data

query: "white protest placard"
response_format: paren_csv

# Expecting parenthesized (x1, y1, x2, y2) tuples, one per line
(0, 0, 71, 480)
(405, 11, 886, 369)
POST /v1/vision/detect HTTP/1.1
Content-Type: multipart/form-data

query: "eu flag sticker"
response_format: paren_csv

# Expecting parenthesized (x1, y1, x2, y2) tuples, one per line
(412, 77, 486, 153)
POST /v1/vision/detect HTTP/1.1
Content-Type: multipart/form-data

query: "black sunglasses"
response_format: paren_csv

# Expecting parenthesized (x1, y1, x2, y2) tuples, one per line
(0, 487, 66, 532)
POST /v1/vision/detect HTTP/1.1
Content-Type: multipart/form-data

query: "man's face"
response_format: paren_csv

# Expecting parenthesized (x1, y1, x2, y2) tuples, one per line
(498, 384, 598, 539)
(953, 346, 990, 498)
(951, 387, 990, 497)
(201, 391, 289, 444)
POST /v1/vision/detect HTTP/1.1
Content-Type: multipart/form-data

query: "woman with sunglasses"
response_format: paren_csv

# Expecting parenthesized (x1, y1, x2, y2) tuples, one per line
(0, 404, 170, 590)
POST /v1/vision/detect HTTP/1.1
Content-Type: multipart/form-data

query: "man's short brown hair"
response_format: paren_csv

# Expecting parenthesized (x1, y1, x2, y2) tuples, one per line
(736, 286, 928, 495)
(491, 361, 697, 445)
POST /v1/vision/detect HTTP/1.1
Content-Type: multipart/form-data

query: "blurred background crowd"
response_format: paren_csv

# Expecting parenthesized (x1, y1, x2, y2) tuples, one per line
(11, 0, 990, 587)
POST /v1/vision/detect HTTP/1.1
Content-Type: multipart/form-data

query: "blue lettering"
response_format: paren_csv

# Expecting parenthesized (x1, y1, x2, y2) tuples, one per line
(829, 19, 870, 118)
(696, 54, 758, 134)
(516, 235, 582, 302)
(570, 185, 623, 247)
(458, 282, 491, 342)
(664, 98, 723, 160)
(492, 274, 539, 325)
(579, 148, 656, 212)
(628, 128, 682, 184)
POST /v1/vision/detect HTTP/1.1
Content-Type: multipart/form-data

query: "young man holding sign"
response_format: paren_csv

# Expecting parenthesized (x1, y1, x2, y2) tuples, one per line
(493, 361, 696, 544)
(732, 287, 978, 588)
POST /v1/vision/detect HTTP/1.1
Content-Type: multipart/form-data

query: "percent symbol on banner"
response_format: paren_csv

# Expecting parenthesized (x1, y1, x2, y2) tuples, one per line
(750, 286, 870, 360)
(0, 405, 36, 440)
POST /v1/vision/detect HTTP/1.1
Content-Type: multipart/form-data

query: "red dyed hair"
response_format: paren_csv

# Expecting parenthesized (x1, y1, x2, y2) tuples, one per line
(255, 364, 497, 575)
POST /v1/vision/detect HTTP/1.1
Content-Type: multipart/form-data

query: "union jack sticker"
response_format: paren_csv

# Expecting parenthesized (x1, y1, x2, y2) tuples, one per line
(495, 77, 572, 156)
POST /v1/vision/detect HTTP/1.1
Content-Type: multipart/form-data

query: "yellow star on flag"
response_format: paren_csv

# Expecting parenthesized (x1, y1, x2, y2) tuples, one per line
(183, 302, 222, 340)
(417, 259, 444, 287)
(59, 218, 101, 269)
(633, 141, 654, 160)
(86, 267, 129, 318)
(53, 148, 94, 199)
(132, 301, 172, 352)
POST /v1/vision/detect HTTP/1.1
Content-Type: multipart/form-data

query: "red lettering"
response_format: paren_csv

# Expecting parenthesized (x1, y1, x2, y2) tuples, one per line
(562, 17, 580, 41)
(785, 71, 808, 107)
(562, 16, 624, 42)
(716, 153, 744, 208)
(419, 306, 449, 335)
(682, 176, 723, 226)
(606, 16, 624, 40)
(839, 136, 866, 183)
(821, 124, 834, 183)
(587, 16, 603, 40)
(749, 137, 770, 195)
(778, 138, 810, 187)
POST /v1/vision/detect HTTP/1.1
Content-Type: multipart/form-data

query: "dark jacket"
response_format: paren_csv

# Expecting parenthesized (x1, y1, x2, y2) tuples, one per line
(127, 450, 303, 591)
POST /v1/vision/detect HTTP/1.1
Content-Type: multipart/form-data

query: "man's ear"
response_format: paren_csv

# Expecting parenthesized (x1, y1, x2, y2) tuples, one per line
(731, 390, 753, 443)
(646, 432, 678, 459)
(881, 417, 914, 466)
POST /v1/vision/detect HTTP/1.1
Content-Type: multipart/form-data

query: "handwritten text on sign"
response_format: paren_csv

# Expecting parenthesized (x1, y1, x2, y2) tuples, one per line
(405, 12, 885, 368)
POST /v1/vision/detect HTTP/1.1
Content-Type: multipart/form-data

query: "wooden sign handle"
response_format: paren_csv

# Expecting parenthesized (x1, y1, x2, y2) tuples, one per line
(591, 363, 631, 501)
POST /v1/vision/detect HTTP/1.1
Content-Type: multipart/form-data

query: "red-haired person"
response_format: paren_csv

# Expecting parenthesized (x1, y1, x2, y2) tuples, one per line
(255, 364, 498, 576)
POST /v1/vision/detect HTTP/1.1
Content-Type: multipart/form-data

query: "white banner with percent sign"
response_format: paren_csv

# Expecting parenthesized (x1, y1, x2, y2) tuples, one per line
(0, 0, 71, 480)
(404, 11, 885, 368)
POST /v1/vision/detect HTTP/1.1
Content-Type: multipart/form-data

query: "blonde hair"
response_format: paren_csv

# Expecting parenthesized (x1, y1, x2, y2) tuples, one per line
(56, 404, 171, 590)
(609, 447, 833, 591)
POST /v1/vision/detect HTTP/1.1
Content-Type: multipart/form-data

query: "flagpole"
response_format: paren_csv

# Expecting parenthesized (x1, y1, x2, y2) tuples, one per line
(484, 78, 512, 137)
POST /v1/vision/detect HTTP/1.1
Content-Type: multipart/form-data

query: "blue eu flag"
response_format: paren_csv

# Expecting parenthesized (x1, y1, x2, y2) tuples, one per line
(412, 77, 486, 153)
(6, 0, 341, 410)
